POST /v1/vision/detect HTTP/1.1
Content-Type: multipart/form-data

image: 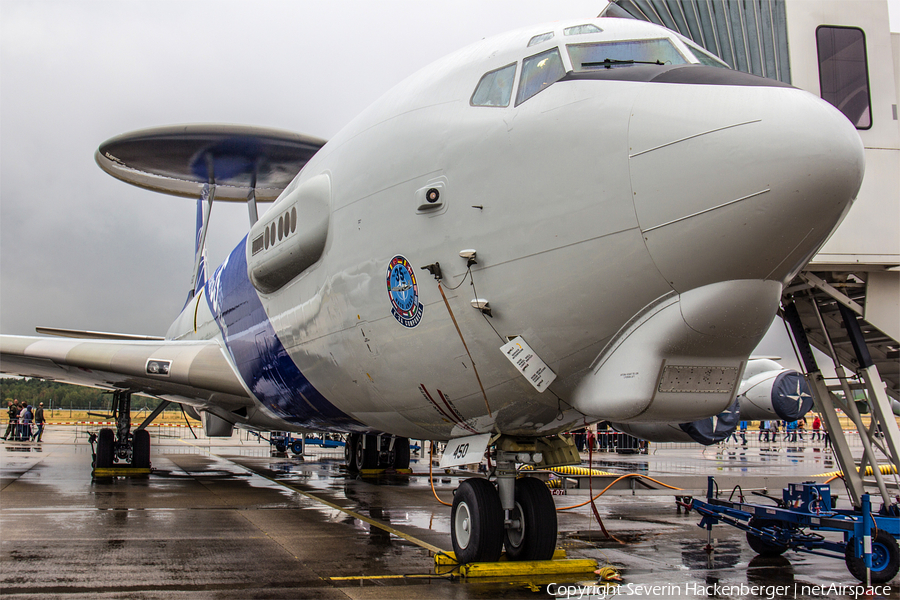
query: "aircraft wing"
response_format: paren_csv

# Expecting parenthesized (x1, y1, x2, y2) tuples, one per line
(0, 335, 251, 407)
(34, 327, 165, 341)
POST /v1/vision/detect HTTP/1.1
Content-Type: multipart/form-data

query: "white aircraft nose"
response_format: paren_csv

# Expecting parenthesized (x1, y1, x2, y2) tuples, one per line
(628, 83, 865, 292)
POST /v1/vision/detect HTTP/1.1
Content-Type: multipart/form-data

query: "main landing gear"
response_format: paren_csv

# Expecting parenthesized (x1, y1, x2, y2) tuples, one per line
(91, 391, 169, 472)
(451, 436, 573, 564)
(344, 433, 411, 471)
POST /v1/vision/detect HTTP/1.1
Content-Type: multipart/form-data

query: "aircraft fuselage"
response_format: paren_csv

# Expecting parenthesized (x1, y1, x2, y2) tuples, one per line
(168, 18, 864, 441)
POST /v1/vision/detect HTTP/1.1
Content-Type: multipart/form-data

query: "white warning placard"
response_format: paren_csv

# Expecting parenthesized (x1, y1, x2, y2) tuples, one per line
(500, 336, 557, 392)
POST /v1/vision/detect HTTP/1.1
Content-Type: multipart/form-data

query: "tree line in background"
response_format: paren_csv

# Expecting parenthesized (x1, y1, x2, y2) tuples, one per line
(1, 378, 161, 411)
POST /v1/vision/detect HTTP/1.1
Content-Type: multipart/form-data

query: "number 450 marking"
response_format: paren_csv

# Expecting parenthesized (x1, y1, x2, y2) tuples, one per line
(452, 443, 469, 460)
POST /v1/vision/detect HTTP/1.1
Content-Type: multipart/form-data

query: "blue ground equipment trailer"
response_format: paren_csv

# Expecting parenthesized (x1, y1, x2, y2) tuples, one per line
(690, 476, 899, 584)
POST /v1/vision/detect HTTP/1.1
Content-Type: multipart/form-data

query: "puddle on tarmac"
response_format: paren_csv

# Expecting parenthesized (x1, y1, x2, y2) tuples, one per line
(570, 530, 647, 546)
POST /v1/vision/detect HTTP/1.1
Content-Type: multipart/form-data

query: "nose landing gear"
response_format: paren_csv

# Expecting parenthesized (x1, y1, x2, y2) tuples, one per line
(451, 478, 503, 563)
(450, 435, 576, 564)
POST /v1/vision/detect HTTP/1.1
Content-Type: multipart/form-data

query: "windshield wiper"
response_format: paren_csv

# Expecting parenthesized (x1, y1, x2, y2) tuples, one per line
(582, 59, 664, 69)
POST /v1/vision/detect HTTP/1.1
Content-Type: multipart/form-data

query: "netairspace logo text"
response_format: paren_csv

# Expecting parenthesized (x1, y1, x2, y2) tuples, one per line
(547, 581, 893, 599)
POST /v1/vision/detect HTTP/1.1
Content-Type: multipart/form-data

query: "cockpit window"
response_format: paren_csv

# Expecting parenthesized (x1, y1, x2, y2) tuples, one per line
(515, 48, 566, 106)
(687, 43, 731, 68)
(564, 24, 602, 36)
(527, 32, 554, 47)
(471, 63, 517, 107)
(567, 39, 688, 71)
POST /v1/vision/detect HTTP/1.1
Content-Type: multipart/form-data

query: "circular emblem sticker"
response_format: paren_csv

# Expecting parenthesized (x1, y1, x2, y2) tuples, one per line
(386, 255, 423, 328)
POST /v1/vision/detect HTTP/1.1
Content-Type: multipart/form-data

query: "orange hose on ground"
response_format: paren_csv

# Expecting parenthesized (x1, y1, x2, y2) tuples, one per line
(557, 473, 683, 511)
(429, 442, 452, 506)
(424, 442, 683, 513)
(586, 438, 618, 541)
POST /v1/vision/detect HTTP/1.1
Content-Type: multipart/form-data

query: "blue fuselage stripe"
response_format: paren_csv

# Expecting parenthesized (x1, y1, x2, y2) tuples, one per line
(205, 239, 362, 429)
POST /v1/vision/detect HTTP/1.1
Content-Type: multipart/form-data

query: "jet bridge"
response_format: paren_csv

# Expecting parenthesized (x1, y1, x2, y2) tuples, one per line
(604, 0, 899, 511)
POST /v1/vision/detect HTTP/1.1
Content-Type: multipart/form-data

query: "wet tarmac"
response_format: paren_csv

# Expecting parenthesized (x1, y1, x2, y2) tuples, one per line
(1, 429, 897, 599)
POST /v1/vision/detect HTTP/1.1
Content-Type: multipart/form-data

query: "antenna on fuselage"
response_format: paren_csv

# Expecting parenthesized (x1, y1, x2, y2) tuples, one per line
(192, 182, 212, 295)
(247, 161, 260, 226)
(187, 155, 265, 301)
(189, 152, 216, 299)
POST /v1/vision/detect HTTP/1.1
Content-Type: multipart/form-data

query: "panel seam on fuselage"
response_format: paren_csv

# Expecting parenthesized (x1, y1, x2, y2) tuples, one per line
(629, 119, 761, 158)
(332, 169, 444, 211)
(640, 188, 770, 233)
(467, 225, 640, 272)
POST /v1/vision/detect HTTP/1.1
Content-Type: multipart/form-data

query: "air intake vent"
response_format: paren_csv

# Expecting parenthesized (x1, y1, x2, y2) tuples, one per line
(246, 173, 331, 293)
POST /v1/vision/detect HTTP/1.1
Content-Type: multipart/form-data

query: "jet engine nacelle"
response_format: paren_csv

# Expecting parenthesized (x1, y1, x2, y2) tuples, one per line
(611, 398, 740, 445)
(735, 359, 813, 421)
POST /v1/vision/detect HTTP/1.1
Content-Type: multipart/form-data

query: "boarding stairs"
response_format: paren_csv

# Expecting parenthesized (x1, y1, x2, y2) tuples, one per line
(786, 271, 898, 402)
(782, 269, 900, 511)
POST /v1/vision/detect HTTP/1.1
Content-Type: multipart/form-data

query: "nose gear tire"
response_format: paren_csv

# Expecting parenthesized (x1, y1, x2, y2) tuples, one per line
(503, 476, 557, 561)
(451, 478, 503, 563)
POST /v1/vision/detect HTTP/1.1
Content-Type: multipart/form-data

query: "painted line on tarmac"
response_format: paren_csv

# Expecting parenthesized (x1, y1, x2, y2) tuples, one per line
(329, 574, 444, 581)
(179, 439, 449, 557)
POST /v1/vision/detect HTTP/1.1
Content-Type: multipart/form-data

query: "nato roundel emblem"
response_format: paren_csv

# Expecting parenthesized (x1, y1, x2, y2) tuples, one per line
(386, 255, 424, 328)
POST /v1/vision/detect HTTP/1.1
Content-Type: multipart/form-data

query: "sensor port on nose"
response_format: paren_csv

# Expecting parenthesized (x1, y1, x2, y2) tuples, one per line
(415, 178, 448, 213)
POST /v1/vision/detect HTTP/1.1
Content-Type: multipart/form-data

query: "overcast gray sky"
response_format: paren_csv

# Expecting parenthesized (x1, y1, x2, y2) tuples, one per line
(0, 1, 602, 337)
(2, 1, 899, 373)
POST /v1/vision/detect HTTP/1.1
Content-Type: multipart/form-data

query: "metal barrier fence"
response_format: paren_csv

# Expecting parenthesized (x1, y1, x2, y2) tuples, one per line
(15, 421, 869, 454)
(578, 429, 864, 454)
(51, 422, 209, 442)
(51, 424, 350, 457)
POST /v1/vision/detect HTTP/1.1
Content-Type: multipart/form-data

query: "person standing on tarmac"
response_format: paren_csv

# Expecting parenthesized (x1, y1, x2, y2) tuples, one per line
(811, 415, 822, 442)
(32, 402, 46, 442)
(12, 400, 24, 440)
(19, 404, 32, 441)
(2, 400, 17, 440)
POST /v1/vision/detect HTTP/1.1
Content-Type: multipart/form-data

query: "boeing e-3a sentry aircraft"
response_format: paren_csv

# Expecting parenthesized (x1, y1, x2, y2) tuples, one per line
(0, 17, 864, 564)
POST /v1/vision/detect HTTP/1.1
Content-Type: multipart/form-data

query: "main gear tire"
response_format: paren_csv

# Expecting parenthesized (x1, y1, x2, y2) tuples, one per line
(94, 428, 115, 469)
(356, 434, 378, 470)
(392, 437, 410, 470)
(132, 429, 151, 468)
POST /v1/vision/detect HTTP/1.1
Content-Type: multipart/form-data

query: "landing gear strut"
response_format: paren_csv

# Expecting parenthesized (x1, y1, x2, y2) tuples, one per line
(91, 391, 165, 471)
